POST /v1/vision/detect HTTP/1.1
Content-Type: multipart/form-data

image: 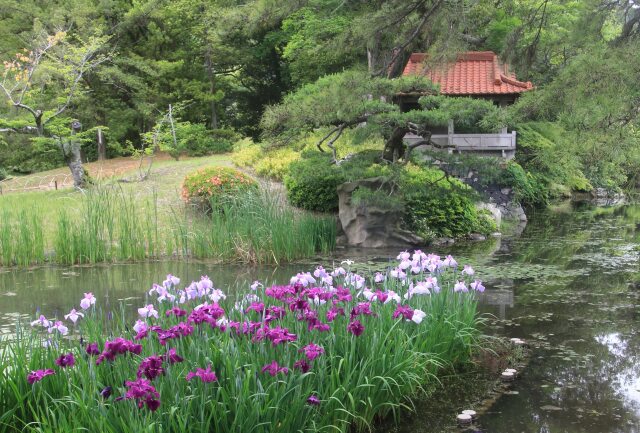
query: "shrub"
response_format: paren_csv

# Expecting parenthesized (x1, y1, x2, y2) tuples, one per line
(284, 153, 345, 212)
(400, 164, 488, 238)
(181, 167, 258, 212)
(145, 122, 238, 160)
(254, 148, 301, 180)
(351, 186, 405, 212)
(231, 141, 262, 168)
(499, 162, 548, 206)
(0, 167, 7, 181)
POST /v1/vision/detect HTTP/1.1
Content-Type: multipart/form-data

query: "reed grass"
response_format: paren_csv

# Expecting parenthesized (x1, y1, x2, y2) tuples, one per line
(0, 185, 335, 267)
(0, 256, 482, 433)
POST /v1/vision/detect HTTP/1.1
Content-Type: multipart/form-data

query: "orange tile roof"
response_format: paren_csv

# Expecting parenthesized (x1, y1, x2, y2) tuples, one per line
(402, 51, 533, 95)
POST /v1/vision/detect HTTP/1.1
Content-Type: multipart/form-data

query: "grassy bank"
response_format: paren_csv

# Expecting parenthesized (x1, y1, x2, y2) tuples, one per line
(0, 252, 482, 433)
(0, 156, 335, 266)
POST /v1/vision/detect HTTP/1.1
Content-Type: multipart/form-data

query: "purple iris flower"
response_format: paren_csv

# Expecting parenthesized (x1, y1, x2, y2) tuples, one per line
(294, 359, 310, 373)
(164, 348, 184, 364)
(165, 306, 187, 317)
(100, 386, 112, 399)
(300, 343, 324, 361)
(245, 302, 265, 314)
(85, 342, 100, 356)
(307, 394, 321, 406)
(347, 320, 365, 336)
(393, 305, 414, 321)
(326, 307, 345, 322)
(186, 365, 218, 383)
(350, 302, 375, 318)
(124, 378, 161, 412)
(55, 353, 75, 368)
(137, 355, 165, 380)
(27, 369, 55, 384)
(261, 361, 289, 376)
(95, 338, 142, 365)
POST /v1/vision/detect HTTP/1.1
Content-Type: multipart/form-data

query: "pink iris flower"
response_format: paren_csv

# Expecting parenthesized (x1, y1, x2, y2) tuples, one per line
(137, 304, 159, 319)
(64, 309, 84, 324)
(80, 293, 96, 310)
(47, 321, 68, 336)
(30, 315, 51, 328)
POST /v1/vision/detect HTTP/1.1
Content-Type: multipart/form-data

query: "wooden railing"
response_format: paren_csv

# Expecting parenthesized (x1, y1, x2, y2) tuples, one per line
(405, 129, 517, 158)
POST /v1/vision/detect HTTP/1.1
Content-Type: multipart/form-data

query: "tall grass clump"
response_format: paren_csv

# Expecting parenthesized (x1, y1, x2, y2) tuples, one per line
(0, 209, 44, 266)
(0, 251, 483, 433)
(53, 186, 158, 265)
(0, 209, 14, 266)
(189, 189, 335, 263)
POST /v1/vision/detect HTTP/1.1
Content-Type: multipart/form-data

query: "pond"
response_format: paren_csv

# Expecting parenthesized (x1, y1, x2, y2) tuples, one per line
(1, 202, 638, 433)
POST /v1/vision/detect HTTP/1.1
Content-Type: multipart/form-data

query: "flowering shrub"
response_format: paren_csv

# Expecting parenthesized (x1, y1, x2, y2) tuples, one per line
(2, 251, 485, 433)
(181, 166, 258, 212)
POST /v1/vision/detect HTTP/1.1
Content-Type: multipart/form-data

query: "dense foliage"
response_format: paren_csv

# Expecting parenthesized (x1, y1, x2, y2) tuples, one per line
(0, 0, 638, 188)
(282, 149, 494, 238)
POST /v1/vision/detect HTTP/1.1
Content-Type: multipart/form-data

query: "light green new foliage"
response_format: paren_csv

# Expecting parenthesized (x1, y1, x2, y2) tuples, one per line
(0, 261, 481, 433)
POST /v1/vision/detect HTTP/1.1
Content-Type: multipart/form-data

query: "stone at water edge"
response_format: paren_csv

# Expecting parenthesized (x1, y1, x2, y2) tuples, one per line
(462, 409, 477, 419)
(505, 368, 518, 377)
(510, 337, 526, 346)
(501, 371, 515, 381)
(457, 413, 473, 425)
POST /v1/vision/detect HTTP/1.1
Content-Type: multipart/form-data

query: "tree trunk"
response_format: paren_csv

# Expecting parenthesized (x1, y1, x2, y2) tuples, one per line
(35, 111, 44, 136)
(67, 121, 88, 189)
(66, 144, 88, 189)
(382, 127, 409, 162)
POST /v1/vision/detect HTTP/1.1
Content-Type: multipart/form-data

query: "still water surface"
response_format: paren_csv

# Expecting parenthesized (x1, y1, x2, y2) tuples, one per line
(1, 203, 638, 433)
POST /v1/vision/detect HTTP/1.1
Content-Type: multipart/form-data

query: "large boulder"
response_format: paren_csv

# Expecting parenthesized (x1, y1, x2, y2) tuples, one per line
(336, 178, 423, 248)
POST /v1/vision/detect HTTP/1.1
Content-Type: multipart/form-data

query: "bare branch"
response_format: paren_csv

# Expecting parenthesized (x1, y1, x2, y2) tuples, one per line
(326, 124, 345, 163)
(44, 51, 107, 125)
(0, 126, 39, 134)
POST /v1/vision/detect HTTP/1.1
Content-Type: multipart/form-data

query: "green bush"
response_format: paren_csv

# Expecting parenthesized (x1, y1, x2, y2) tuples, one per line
(144, 122, 238, 160)
(283, 150, 392, 212)
(499, 161, 548, 206)
(0, 134, 65, 174)
(400, 164, 491, 238)
(0, 167, 7, 181)
(181, 167, 258, 213)
(284, 153, 346, 212)
(184, 126, 238, 156)
(351, 186, 405, 211)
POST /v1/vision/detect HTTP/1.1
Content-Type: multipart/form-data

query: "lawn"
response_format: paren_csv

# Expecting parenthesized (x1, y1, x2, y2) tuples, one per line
(0, 154, 335, 266)
(0, 154, 233, 242)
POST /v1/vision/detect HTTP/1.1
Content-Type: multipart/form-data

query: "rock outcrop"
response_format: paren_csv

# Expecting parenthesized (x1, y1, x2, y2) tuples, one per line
(336, 178, 423, 248)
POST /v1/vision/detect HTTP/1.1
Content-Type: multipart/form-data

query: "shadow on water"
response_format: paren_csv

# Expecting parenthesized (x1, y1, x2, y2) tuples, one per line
(1, 202, 638, 433)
